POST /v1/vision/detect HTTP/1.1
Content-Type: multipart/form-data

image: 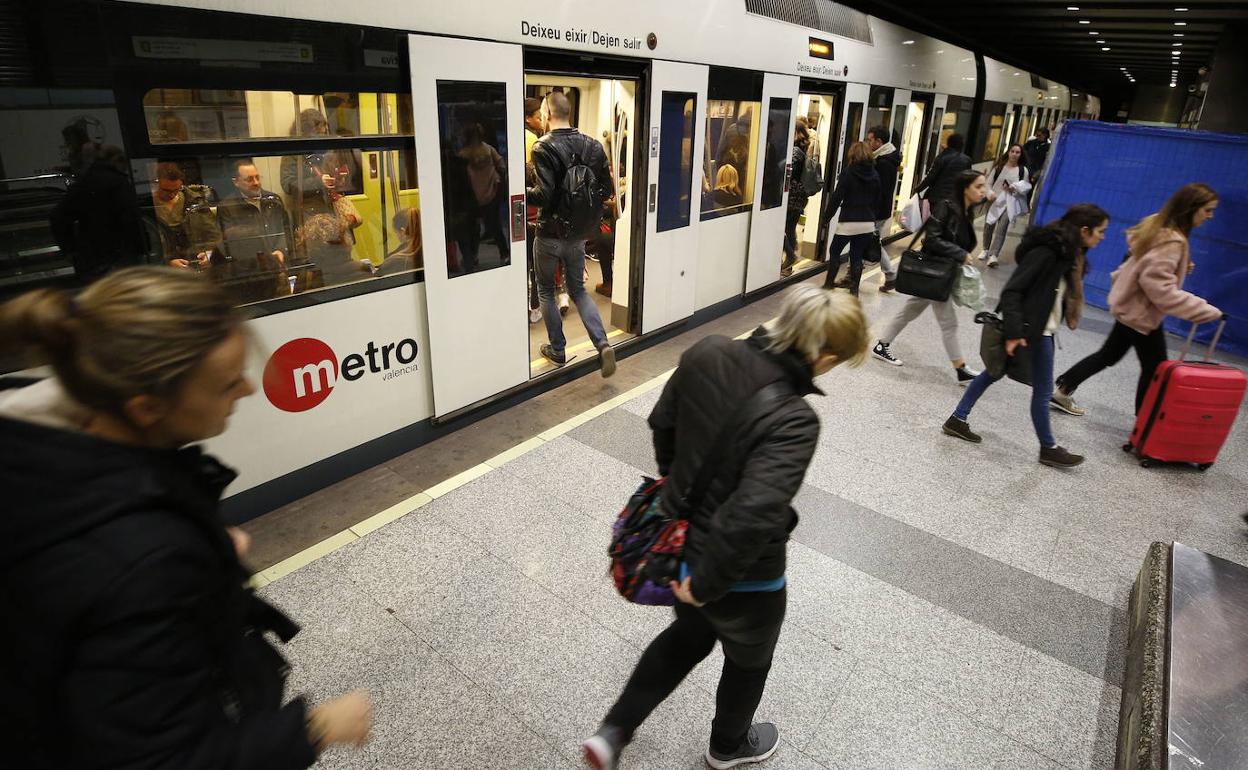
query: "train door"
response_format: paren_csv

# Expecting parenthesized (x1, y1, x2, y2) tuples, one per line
(742, 73, 799, 292)
(522, 55, 642, 377)
(407, 34, 527, 417)
(793, 79, 844, 272)
(895, 91, 934, 213)
(641, 61, 707, 333)
(817, 82, 867, 265)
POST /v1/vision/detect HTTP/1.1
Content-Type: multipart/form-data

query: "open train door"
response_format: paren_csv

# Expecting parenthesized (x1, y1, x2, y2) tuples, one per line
(407, 34, 528, 417)
(743, 73, 799, 293)
(640, 60, 708, 333)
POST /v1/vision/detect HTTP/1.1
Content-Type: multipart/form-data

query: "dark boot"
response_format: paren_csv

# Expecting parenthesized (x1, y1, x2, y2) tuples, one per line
(1039, 445, 1084, 468)
(942, 416, 982, 443)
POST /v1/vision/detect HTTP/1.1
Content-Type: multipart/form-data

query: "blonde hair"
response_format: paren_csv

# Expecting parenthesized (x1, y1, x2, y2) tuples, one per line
(1127, 182, 1217, 257)
(715, 164, 741, 196)
(764, 284, 870, 367)
(0, 267, 240, 413)
(845, 141, 872, 166)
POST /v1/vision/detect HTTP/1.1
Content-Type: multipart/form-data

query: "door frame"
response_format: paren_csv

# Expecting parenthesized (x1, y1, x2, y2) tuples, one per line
(797, 77, 846, 269)
(743, 72, 801, 294)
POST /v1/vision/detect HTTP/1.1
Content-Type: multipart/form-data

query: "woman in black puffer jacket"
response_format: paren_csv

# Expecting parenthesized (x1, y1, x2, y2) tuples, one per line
(0, 268, 372, 770)
(781, 123, 810, 276)
(822, 141, 881, 295)
(872, 169, 987, 384)
(942, 204, 1110, 469)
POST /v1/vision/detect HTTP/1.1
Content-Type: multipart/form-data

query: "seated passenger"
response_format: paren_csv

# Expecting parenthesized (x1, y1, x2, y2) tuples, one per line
(145, 162, 222, 271)
(377, 208, 423, 277)
(217, 158, 292, 275)
(298, 213, 371, 288)
(713, 164, 743, 208)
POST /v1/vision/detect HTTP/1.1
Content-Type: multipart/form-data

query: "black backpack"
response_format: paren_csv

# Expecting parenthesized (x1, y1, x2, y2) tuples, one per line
(549, 134, 605, 238)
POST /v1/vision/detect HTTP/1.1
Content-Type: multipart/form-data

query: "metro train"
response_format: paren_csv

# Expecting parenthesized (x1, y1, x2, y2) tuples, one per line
(0, 0, 1101, 520)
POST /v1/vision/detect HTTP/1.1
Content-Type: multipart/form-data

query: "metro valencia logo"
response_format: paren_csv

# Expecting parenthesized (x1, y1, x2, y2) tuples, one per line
(262, 336, 420, 413)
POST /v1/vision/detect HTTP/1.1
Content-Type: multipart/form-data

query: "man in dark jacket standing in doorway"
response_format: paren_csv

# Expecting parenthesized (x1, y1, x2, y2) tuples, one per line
(527, 91, 617, 377)
(582, 285, 871, 770)
(915, 132, 971, 207)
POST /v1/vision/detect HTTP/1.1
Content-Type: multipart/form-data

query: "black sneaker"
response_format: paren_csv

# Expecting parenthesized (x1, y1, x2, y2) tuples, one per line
(539, 344, 566, 367)
(706, 723, 780, 769)
(582, 724, 627, 770)
(880, 279, 896, 293)
(872, 341, 903, 366)
(956, 366, 979, 386)
(942, 416, 983, 443)
(1039, 445, 1085, 468)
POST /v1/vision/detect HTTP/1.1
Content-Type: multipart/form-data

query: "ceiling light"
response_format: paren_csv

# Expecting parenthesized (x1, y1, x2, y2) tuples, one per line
(1067, 5, 1079, 9)
(1174, 33, 1185, 37)
(902, 39, 915, 45)
(1102, 47, 1111, 51)
(1175, 6, 1188, 10)
(1174, 21, 1187, 26)
(1174, 42, 1183, 46)
(1170, 83, 1177, 87)
(1079, 19, 1091, 24)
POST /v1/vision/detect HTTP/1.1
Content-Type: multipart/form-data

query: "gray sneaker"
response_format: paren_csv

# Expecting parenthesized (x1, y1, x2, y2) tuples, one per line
(706, 723, 780, 769)
(599, 344, 616, 378)
(1050, 391, 1087, 416)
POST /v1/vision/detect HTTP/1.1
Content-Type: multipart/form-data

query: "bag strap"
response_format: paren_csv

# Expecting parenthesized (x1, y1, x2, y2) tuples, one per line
(678, 380, 792, 516)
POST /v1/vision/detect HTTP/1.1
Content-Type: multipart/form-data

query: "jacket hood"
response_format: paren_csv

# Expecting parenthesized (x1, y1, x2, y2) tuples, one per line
(0, 379, 236, 564)
(1016, 225, 1071, 264)
(747, 327, 824, 397)
(1127, 227, 1185, 256)
(847, 162, 878, 183)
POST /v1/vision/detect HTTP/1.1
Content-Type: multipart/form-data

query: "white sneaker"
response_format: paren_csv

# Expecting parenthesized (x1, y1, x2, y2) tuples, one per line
(986, 254, 999, 268)
(558, 292, 570, 317)
(976, 250, 988, 261)
(528, 307, 541, 324)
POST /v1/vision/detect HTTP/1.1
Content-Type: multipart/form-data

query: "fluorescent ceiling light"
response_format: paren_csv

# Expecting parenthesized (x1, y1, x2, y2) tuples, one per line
(902, 39, 915, 45)
(1079, 19, 1091, 24)
(1174, 21, 1187, 26)
(1102, 47, 1111, 51)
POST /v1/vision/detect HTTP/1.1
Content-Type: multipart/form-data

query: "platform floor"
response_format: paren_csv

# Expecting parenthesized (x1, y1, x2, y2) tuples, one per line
(249, 221, 1248, 770)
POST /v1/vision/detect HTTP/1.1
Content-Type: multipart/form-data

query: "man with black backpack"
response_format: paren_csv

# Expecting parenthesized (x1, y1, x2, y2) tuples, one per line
(527, 91, 617, 378)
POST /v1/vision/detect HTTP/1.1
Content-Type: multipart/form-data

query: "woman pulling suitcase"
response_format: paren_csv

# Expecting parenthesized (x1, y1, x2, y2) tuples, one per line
(1051, 183, 1223, 416)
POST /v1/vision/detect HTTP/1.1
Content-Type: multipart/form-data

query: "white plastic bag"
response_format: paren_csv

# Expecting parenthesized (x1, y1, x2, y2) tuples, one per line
(952, 264, 986, 312)
(899, 194, 928, 233)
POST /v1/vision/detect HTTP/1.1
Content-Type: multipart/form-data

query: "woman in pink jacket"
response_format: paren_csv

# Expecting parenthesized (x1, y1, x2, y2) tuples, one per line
(1051, 183, 1222, 416)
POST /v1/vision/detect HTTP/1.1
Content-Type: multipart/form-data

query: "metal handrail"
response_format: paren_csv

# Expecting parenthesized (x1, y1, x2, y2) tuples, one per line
(1, 173, 71, 186)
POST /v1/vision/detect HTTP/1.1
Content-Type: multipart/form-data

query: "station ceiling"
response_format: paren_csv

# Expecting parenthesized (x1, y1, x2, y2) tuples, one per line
(857, 1, 1240, 93)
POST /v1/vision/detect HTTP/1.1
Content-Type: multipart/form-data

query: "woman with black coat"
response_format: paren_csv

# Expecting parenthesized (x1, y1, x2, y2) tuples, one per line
(0, 268, 372, 770)
(872, 169, 987, 385)
(781, 123, 810, 277)
(941, 204, 1110, 468)
(821, 141, 881, 295)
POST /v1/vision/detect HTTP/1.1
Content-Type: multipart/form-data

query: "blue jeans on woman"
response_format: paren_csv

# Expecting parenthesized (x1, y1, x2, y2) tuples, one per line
(821, 232, 873, 294)
(953, 335, 1057, 447)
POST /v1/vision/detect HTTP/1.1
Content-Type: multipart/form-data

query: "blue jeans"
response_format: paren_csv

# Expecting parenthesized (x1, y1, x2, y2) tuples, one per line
(535, 236, 608, 356)
(953, 335, 1057, 448)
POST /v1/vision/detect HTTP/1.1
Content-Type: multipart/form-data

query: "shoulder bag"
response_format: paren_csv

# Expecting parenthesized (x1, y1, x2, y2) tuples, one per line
(895, 228, 961, 302)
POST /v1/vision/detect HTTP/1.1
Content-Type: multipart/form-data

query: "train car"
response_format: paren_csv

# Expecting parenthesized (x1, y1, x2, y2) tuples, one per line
(0, 0, 1097, 521)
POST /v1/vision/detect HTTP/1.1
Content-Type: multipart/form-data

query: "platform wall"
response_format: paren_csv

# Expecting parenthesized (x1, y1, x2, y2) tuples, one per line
(1036, 120, 1248, 358)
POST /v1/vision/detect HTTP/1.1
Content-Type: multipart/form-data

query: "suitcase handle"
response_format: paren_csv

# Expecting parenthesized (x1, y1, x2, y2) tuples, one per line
(1179, 316, 1229, 363)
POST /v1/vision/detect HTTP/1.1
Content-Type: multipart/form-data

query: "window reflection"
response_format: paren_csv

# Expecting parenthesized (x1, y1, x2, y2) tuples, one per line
(436, 81, 511, 278)
(657, 92, 695, 232)
(759, 97, 792, 211)
(701, 99, 759, 218)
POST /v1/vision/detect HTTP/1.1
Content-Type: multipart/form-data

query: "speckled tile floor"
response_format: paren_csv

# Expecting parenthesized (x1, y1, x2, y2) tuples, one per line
(257, 222, 1248, 769)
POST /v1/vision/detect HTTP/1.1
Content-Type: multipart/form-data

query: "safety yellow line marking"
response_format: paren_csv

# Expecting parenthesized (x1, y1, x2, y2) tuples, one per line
(350, 492, 434, 538)
(259, 529, 359, 584)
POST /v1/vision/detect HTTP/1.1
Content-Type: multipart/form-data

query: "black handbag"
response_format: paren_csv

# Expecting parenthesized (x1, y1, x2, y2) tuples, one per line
(863, 230, 882, 264)
(895, 229, 960, 302)
(976, 311, 1033, 386)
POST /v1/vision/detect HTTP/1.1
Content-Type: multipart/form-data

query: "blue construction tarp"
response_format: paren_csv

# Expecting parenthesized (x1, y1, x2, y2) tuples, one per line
(1035, 120, 1248, 359)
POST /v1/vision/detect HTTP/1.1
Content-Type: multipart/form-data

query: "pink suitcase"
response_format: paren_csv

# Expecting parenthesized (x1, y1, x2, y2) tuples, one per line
(1126, 319, 1247, 470)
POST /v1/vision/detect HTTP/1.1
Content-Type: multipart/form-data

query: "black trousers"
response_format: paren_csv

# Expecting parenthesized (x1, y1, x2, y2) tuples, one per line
(604, 588, 786, 755)
(782, 209, 802, 267)
(1056, 321, 1168, 414)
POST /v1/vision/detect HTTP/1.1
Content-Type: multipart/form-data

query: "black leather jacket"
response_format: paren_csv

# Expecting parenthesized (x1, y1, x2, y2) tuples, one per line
(526, 128, 612, 239)
(916, 148, 972, 204)
(920, 199, 977, 264)
(648, 328, 821, 604)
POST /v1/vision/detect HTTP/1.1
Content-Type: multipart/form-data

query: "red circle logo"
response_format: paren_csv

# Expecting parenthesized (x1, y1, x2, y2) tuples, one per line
(263, 338, 339, 413)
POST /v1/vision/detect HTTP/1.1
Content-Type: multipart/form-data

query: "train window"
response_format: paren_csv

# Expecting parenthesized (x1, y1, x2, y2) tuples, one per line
(974, 101, 1008, 163)
(865, 87, 893, 136)
(435, 81, 511, 278)
(758, 97, 792, 211)
(656, 92, 696, 232)
(130, 148, 421, 306)
(701, 99, 760, 219)
(941, 96, 974, 150)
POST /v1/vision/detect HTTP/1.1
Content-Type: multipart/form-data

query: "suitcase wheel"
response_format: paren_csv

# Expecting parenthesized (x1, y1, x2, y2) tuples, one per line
(1140, 458, 1156, 469)
(1122, 443, 1134, 453)
(1198, 463, 1213, 472)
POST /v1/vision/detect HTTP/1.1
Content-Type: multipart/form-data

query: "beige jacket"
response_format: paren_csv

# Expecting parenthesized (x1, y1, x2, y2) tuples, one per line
(1108, 228, 1221, 334)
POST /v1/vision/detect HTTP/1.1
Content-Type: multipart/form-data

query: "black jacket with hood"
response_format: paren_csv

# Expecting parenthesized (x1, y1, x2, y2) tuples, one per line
(648, 327, 821, 604)
(871, 144, 902, 221)
(825, 160, 881, 225)
(999, 226, 1081, 342)
(915, 147, 972, 205)
(920, 198, 977, 265)
(0, 380, 316, 770)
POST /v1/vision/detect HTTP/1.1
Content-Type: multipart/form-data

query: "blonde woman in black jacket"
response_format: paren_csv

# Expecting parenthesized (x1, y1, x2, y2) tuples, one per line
(873, 169, 988, 384)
